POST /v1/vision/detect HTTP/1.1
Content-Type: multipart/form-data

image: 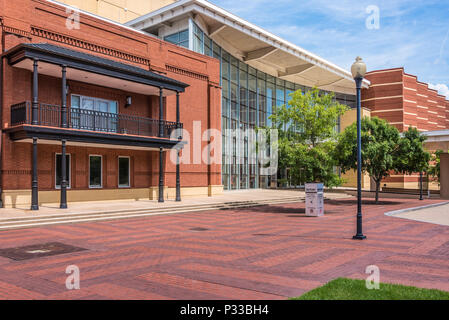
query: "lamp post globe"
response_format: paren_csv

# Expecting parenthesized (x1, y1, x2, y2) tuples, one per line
(351, 56, 367, 79)
(352, 56, 367, 240)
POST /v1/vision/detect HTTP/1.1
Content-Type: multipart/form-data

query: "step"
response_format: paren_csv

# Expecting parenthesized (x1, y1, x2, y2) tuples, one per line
(0, 197, 305, 230)
(0, 197, 304, 223)
(0, 198, 303, 226)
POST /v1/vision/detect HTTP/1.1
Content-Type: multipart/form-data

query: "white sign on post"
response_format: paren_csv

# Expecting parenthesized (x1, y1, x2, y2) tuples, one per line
(305, 183, 324, 216)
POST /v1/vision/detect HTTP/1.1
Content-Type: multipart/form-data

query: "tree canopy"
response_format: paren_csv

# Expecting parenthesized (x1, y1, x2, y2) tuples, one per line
(396, 126, 430, 175)
(272, 88, 348, 147)
(334, 116, 401, 203)
(270, 87, 347, 187)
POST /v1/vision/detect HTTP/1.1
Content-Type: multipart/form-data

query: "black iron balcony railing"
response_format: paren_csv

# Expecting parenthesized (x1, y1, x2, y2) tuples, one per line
(10, 101, 182, 139)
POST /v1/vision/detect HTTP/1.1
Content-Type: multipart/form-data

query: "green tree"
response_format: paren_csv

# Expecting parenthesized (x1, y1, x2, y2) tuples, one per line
(395, 127, 431, 193)
(334, 117, 400, 203)
(270, 88, 347, 186)
(428, 150, 447, 185)
(273, 88, 348, 146)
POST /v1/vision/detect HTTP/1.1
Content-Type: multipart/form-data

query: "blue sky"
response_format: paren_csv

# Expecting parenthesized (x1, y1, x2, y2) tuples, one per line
(210, 0, 449, 98)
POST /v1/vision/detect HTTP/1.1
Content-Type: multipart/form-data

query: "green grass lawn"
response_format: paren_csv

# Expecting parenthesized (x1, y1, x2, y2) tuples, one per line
(292, 278, 449, 300)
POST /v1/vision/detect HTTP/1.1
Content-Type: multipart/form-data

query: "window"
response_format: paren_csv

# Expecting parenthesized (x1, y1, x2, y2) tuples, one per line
(212, 39, 341, 190)
(222, 51, 230, 80)
(164, 29, 189, 48)
(71, 95, 117, 113)
(193, 23, 204, 54)
(204, 34, 212, 57)
(55, 154, 70, 189)
(118, 157, 130, 188)
(89, 155, 102, 188)
(71, 95, 118, 132)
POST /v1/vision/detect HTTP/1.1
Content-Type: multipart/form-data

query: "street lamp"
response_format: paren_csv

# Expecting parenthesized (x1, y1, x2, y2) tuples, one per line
(351, 57, 367, 240)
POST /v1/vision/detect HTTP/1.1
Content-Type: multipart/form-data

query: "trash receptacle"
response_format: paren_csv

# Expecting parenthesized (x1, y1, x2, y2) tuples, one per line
(305, 183, 324, 216)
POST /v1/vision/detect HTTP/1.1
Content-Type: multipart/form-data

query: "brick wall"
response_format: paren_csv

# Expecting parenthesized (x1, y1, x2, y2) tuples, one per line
(362, 67, 449, 132)
(0, 0, 222, 192)
(362, 67, 449, 189)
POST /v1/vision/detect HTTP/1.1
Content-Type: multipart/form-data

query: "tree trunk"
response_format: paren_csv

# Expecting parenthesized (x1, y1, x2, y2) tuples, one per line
(375, 180, 381, 204)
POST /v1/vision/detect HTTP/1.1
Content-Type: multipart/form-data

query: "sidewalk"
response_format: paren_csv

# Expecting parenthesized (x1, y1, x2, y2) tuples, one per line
(0, 189, 350, 221)
(0, 197, 447, 299)
(391, 202, 449, 226)
(0, 189, 352, 230)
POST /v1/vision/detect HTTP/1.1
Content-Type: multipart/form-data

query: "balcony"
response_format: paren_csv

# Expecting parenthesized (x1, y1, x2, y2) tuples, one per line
(10, 101, 182, 139)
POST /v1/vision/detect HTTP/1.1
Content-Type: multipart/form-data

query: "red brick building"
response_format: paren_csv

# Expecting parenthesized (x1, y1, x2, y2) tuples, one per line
(0, 0, 222, 208)
(362, 67, 449, 189)
(362, 68, 449, 132)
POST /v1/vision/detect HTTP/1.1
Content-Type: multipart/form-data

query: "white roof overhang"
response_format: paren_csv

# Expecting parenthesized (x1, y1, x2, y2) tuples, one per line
(127, 0, 370, 95)
(422, 130, 449, 143)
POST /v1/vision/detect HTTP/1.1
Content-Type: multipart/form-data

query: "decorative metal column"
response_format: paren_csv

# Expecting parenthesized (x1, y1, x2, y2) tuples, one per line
(60, 140, 68, 209)
(159, 87, 164, 137)
(31, 137, 39, 210)
(176, 91, 181, 202)
(159, 147, 164, 203)
(32, 59, 39, 125)
(176, 91, 181, 138)
(61, 65, 68, 128)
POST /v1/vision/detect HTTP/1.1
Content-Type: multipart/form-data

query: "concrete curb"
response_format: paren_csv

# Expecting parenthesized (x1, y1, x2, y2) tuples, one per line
(384, 201, 449, 216)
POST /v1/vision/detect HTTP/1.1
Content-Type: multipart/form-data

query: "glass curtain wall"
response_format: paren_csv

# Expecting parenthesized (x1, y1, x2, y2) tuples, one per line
(183, 20, 356, 190)
(163, 29, 189, 48)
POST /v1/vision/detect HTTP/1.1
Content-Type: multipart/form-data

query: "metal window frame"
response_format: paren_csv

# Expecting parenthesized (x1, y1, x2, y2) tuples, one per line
(118, 156, 131, 188)
(55, 153, 71, 189)
(88, 154, 103, 189)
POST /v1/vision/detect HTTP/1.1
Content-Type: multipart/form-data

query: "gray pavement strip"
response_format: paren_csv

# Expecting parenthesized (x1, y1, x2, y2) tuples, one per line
(384, 201, 449, 216)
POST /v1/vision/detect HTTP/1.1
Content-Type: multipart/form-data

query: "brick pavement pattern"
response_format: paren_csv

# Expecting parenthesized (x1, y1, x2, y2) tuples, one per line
(0, 197, 448, 300)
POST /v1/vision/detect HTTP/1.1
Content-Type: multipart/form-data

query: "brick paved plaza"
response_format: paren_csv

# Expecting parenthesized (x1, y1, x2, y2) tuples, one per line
(0, 197, 448, 300)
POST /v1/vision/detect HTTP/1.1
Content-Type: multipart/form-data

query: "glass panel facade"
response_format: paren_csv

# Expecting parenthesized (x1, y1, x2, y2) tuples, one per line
(164, 29, 189, 48)
(188, 20, 355, 190)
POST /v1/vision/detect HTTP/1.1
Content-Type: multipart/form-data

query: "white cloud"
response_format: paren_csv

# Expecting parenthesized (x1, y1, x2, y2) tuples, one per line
(210, 0, 449, 85)
(429, 83, 449, 99)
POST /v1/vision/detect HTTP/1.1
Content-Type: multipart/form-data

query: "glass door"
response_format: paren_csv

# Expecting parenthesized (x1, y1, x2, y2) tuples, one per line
(81, 97, 95, 130)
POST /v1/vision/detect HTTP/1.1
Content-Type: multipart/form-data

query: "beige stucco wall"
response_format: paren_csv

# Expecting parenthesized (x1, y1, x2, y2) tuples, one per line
(339, 108, 372, 189)
(2, 185, 224, 208)
(424, 141, 449, 191)
(440, 153, 449, 199)
(59, 0, 176, 23)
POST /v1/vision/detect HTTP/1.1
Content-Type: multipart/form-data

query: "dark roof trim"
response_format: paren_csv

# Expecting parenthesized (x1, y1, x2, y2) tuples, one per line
(4, 43, 189, 92)
(7, 125, 186, 150)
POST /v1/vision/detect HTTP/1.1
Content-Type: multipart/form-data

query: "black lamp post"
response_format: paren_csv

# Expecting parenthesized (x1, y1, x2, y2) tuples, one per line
(351, 57, 367, 240)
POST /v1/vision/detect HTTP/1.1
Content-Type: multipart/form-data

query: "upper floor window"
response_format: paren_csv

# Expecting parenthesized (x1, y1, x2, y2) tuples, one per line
(164, 29, 189, 48)
(193, 23, 204, 54)
(71, 95, 118, 132)
(71, 95, 117, 114)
